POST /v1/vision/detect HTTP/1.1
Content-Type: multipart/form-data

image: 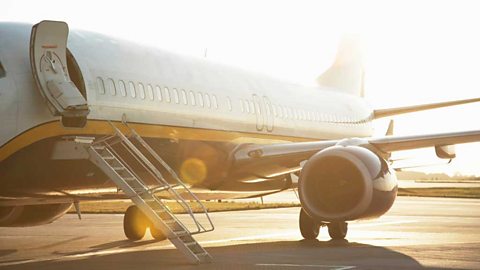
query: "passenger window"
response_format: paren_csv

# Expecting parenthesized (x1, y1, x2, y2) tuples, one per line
(164, 87, 171, 102)
(129, 81, 136, 98)
(155, 85, 162, 101)
(0, 61, 5, 78)
(204, 93, 211, 108)
(173, 88, 179, 104)
(244, 100, 250, 113)
(107, 78, 116, 96)
(197, 92, 204, 107)
(227, 97, 232, 111)
(239, 99, 245, 112)
(181, 89, 187, 105)
(147, 84, 154, 100)
(118, 80, 127, 97)
(249, 100, 255, 114)
(212, 95, 218, 109)
(138, 83, 145, 99)
(189, 91, 196, 106)
(96, 77, 106, 95)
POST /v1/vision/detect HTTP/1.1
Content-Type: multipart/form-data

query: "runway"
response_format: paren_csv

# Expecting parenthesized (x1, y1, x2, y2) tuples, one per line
(1, 196, 479, 269)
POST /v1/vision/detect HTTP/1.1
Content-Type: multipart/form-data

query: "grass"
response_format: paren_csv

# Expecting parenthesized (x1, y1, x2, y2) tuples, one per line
(68, 200, 300, 214)
(398, 187, 480, 199)
(68, 188, 480, 214)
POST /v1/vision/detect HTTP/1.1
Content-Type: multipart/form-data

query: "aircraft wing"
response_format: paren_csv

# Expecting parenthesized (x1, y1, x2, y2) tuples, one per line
(230, 130, 480, 178)
(369, 130, 480, 152)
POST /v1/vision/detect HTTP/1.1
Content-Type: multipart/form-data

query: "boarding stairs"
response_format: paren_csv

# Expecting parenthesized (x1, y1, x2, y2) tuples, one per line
(87, 123, 214, 264)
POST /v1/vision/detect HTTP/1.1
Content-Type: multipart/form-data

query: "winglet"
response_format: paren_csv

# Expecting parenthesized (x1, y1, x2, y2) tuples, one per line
(373, 97, 480, 119)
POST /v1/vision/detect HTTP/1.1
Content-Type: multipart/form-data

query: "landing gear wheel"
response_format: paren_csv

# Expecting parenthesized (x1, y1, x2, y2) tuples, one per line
(328, 221, 348, 240)
(150, 225, 167, 241)
(123, 205, 148, 241)
(299, 208, 320, 239)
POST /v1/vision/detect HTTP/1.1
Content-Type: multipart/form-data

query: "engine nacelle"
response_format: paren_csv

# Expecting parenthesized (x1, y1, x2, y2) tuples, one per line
(299, 145, 397, 222)
(0, 203, 72, 227)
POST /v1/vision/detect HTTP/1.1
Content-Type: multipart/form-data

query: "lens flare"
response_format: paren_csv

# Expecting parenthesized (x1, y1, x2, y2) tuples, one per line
(180, 158, 207, 185)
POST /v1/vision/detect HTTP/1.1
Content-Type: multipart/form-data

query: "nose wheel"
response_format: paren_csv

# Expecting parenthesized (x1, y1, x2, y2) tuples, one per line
(123, 205, 149, 241)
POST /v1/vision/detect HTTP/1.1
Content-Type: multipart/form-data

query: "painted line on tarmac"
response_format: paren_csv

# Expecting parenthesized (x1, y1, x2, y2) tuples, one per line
(352, 220, 418, 228)
(257, 264, 356, 269)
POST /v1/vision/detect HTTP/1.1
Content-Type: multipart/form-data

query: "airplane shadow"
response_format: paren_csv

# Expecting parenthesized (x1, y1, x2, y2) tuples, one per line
(51, 239, 159, 256)
(0, 238, 461, 270)
(0, 249, 17, 258)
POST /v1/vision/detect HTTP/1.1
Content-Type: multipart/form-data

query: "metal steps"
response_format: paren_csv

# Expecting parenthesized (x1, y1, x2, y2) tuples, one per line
(87, 123, 214, 264)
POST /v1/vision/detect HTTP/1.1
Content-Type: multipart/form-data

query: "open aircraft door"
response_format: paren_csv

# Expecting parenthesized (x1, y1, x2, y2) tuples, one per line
(30, 20, 89, 127)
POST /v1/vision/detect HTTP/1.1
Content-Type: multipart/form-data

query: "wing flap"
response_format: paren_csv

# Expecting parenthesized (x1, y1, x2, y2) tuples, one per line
(369, 130, 480, 152)
(373, 97, 480, 119)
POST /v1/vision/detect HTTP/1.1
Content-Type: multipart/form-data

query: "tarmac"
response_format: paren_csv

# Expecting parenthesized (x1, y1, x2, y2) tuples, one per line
(0, 196, 479, 269)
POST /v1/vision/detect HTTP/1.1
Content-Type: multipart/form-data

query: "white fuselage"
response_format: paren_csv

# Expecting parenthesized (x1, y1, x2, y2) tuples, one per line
(0, 22, 373, 165)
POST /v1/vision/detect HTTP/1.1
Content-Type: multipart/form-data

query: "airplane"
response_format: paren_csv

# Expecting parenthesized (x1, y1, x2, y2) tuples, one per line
(1, 20, 480, 263)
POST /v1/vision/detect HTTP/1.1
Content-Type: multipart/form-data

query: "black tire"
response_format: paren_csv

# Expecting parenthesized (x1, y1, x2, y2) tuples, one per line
(150, 225, 167, 241)
(299, 208, 320, 239)
(327, 221, 348, 240)
(123, 205, 148, 241)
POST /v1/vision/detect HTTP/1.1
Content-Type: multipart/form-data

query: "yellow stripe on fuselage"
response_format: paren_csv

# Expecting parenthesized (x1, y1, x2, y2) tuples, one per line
(0, 120, 312, 162)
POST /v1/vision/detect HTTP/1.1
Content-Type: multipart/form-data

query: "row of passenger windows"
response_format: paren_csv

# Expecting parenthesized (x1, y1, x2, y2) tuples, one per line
(238, 98, 368, 124)
(96, 77, 221, 109)
(96, 77, 368, 125)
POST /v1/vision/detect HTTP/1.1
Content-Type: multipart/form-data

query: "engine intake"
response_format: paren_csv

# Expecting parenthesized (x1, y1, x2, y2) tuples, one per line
(299, 145, 397, 222)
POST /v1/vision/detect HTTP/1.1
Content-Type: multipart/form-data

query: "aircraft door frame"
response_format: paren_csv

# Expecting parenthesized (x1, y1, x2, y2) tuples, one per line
(30, 20, 89, 127)
(263, 96, 274, 132)
(252, 94, 265, 131)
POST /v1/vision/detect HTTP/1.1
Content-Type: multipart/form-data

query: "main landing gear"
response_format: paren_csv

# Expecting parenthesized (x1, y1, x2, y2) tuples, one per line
(123, 205, 167, 241)
(299, 208, 348, 240)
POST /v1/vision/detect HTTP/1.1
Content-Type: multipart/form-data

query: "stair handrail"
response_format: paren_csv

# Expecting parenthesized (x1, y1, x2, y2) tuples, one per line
(107, 122, 213, 233)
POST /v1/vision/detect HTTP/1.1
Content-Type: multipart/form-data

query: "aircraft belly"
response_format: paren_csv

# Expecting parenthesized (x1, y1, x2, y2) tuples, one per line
(0, 135, 289, 201)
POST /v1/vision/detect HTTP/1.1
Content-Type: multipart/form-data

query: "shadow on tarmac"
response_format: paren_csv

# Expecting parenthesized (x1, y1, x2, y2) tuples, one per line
(0, 239, 455, 270)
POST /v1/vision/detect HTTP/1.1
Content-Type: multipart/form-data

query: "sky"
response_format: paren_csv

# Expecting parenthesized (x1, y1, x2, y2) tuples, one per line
(2, 0, 480, 176)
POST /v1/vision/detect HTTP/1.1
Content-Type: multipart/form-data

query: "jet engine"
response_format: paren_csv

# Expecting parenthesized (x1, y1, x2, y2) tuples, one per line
(0, 203, 72, 227)
(298, 145, 397, 222)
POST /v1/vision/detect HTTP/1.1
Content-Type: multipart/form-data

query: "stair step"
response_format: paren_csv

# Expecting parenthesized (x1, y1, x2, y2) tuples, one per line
(164, 219, 177, 224)
(184, 241, 197, 247)
(112, 167, 126, 171)
(195, 251, 210, 257)
(102, 156, 115, 160)
(175, 230, 190, 237)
